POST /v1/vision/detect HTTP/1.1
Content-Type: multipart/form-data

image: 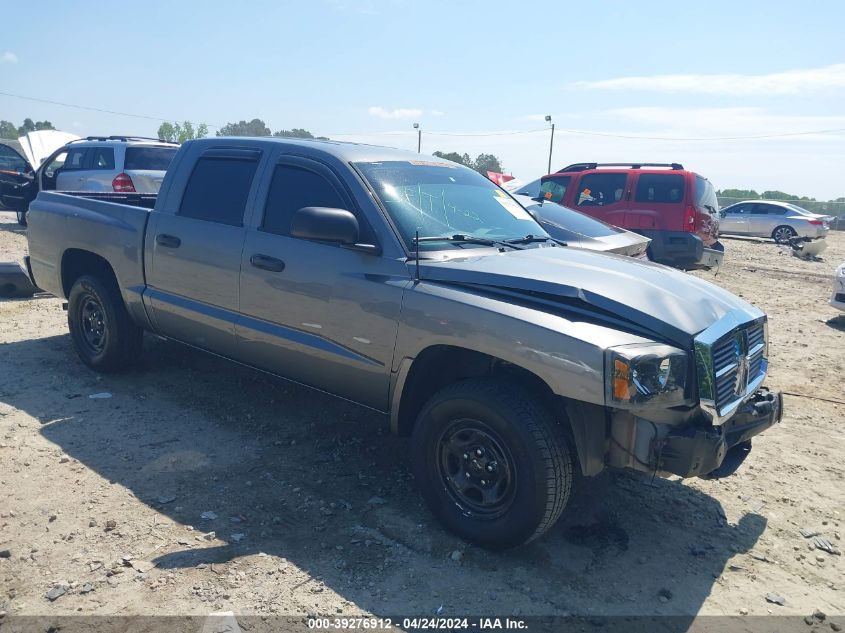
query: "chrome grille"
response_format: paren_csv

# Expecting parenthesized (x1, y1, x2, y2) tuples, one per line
(694, 312, 768, 424)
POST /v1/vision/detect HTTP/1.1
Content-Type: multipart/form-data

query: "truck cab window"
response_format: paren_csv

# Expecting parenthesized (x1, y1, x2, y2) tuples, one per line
(262, 165, 366, 239)
(179, 157, 258, 226)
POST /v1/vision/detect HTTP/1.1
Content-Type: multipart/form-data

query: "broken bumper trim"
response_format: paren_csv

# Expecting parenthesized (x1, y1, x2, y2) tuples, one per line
(657, 388, 782, 478)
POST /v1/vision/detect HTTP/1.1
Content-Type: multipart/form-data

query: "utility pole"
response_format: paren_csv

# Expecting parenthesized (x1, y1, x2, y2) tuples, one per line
(545, 115, 555, 173)
(413, 122, 421, 153)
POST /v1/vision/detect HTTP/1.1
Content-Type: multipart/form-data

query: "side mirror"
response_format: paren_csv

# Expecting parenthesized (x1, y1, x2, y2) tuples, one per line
(290, 206, 359, 245)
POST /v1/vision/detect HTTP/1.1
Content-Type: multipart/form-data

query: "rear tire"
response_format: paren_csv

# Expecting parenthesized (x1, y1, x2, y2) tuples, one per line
(411, 378, 572, 550)
(16, 210, 27, 226)
(67, 274, 142, 372)
(772, 225, 796, 244)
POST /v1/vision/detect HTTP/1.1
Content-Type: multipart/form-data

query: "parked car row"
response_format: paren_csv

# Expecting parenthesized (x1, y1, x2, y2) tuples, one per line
(0, 132, 178, 225)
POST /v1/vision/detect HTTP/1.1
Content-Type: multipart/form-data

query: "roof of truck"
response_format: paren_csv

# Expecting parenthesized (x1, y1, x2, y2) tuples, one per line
(187, 136, 454, 165)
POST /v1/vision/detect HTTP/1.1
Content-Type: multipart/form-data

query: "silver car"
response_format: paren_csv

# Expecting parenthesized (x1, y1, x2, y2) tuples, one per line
(54, 137, 178, 194)
(2, 135, 179, 225)
(719, 200, 832, 243)
(512, 193, 651, 258)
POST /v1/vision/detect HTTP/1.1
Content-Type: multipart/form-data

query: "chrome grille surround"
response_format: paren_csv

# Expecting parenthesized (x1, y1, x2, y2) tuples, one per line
(694, 309, 768, 425)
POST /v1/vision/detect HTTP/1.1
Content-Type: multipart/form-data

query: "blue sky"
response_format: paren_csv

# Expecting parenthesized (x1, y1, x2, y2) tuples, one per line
(2, 0, 844, 199)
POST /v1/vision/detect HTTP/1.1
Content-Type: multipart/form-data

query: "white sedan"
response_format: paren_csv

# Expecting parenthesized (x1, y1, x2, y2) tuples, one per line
(832, 261, 845, 312)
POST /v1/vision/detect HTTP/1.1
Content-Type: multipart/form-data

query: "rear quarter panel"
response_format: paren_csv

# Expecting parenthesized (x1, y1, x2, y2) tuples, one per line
(26, 192, 152, 328)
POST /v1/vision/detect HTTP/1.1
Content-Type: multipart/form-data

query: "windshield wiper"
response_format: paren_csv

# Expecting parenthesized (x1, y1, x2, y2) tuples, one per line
(505, 234, 568, 247)
(413, 234, 526, 250)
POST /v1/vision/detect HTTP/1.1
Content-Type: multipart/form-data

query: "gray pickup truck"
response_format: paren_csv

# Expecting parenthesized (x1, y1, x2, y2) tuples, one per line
(23, 137, 782, 549)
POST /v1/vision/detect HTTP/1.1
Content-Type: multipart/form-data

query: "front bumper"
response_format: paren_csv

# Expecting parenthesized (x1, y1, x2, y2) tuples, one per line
(658, 388, 783, 478)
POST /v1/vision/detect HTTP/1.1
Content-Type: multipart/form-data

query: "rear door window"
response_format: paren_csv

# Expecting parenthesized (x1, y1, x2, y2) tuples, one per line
(64, 148, 91, 171)
(635, 173, 685, 203)
(179, 157, 259, 226)
(725, 204, 750, 215)
(752, 203, 784, 215)
(125, 146, 178, 171)
(574, 173, 628, 207)
(91, 147, 115, 170)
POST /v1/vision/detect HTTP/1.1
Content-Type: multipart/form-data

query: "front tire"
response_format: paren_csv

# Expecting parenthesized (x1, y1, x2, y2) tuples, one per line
(772, 225, 796, 243)
(411, 378, 572, 549)
(16, 210, 27, 226)
(67, 275, 142, 372)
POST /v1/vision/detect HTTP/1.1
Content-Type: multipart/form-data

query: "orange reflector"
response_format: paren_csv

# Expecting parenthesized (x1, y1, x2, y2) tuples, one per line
(613, 359, 631, 401)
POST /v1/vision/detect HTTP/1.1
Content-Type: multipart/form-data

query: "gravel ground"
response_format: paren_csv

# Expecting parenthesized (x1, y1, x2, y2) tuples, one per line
(0, 211, 843, 624)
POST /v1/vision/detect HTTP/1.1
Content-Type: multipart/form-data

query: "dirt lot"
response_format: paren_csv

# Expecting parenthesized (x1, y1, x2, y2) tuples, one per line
(1, 211, 843, 624)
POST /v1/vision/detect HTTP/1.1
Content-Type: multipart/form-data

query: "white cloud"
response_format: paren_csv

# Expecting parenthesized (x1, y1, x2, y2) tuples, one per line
(572, 63, 845, 95)
(1, 51, 18, 64)
(603, 106, 845, 138)
(368, 106, 423, 120)
(430, 110, 445, 117)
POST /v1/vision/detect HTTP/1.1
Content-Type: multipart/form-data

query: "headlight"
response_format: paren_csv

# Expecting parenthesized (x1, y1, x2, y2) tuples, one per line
(605, 344, 690, 408)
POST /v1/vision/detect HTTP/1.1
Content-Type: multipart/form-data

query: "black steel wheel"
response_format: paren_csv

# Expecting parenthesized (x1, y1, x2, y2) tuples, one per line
(437, 419, 517, 519)
(78, 294, 108, 355)
(67, 274, 142, 372)
(411, 378, 572, 549)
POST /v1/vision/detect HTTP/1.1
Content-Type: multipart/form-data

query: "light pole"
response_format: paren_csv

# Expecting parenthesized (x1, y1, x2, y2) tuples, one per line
(545, 115, 555, 174)
(413, 122, 421, 153)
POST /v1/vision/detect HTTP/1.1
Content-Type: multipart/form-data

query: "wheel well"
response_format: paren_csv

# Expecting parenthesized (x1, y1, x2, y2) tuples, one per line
(395, 345, 557, 437)
(61, 249, 117, 298)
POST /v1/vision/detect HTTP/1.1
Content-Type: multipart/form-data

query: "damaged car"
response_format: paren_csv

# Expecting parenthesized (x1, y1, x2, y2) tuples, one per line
(24, 138, 782, 549)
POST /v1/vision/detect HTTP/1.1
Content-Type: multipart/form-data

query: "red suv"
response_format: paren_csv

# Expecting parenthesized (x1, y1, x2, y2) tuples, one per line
(539, 163, 723, 270)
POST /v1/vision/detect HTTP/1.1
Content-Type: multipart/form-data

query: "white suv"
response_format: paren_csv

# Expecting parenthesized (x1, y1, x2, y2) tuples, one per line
(1, 135, 178, 225)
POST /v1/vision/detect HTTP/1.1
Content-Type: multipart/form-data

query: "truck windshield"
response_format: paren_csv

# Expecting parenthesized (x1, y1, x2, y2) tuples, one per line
(355, 160, 548, 251)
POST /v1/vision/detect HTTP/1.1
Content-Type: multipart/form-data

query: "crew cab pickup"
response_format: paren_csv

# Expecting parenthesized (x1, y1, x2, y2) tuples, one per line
(25, 138, 782, 549)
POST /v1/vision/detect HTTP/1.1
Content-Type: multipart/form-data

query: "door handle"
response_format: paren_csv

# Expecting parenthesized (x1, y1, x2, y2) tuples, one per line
(155, 234, 181, 248)
(250, 254, 285, 272)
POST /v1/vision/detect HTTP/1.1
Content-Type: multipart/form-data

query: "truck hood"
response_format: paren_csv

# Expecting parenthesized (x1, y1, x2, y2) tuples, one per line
(18, 130, 80, 168)
(418, 246, 763, 347)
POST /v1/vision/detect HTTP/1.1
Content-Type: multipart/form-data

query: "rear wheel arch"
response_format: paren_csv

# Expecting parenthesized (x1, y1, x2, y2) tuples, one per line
(61, 249, 119, 299)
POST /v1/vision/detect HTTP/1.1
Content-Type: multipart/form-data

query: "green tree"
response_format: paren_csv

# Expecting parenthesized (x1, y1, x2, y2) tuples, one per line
(433, 150, 504, 175)
(0, 120, 17, 139)
(216, 118, 271, 137)
(716, 188, 759, 199)
(761, 190, 801, 201)
(472, 153, 504, 174)
(17, 118, 55, 136)
(157, 121, 209, 143)
(432, 151, 473, 167)
(1, 118, 56, 138)
(273, 127, 329, 140)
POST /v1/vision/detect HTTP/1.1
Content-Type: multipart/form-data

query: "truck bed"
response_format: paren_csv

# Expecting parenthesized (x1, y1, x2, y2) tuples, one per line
(56, 190, 158, 209)
(25, 191, 155, 328)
